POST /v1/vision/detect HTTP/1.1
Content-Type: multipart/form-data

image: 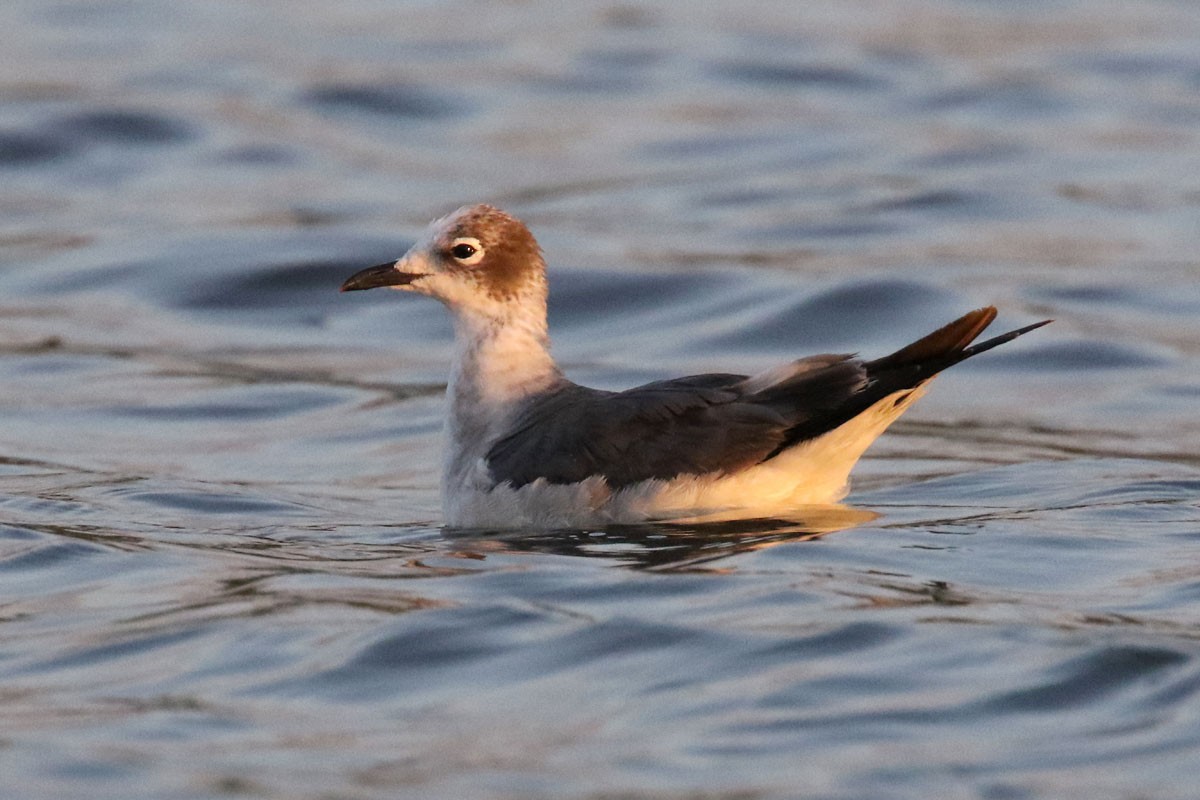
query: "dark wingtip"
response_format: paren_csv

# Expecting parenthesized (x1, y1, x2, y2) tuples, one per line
(959, 318, 1053, 359)
(867, 308, 1052, 379)
(871, 306, 998, 371)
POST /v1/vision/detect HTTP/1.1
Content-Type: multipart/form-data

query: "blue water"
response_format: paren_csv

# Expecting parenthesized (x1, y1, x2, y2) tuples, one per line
(3, 1, 1200, 798)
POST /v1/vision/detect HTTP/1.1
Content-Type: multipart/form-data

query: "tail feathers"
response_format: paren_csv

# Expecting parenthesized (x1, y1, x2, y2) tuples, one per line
(766, 307, 1051, 459)
(868, 306, 1051, 376)
(869, 306, 997, 371)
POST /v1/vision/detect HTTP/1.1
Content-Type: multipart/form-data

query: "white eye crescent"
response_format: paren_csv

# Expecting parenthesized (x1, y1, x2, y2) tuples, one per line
(448, 237, 485, 266)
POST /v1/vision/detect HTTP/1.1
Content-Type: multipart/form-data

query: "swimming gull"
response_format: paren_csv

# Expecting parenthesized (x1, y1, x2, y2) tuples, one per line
(341, 204, 1049, 528)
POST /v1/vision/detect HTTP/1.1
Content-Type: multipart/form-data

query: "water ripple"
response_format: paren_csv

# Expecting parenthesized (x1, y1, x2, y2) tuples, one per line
(2, 1, 1199, 797)
(302, 84, 474, 121)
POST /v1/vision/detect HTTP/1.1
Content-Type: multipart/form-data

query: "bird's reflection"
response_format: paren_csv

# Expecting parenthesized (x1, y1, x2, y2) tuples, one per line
(445, 504, 879, 570)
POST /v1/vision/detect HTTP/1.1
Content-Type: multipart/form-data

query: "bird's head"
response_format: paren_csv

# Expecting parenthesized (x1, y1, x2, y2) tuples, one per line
(341, 204, 548, 320)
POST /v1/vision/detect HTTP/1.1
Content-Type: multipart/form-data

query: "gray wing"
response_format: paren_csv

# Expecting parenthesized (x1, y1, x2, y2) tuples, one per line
(485, 307, 1051, 489)
(485, 360, 867, 489)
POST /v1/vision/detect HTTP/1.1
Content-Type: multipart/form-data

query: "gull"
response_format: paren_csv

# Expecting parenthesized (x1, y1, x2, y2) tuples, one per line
(341, 204, 1049, 528)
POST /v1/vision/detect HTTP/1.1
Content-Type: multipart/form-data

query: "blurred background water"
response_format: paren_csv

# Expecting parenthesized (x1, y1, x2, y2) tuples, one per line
(2, 1, 1200, 798)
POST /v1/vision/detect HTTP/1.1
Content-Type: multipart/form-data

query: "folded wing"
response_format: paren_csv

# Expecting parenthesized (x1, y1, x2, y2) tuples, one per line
(486, 306, 1049, 489)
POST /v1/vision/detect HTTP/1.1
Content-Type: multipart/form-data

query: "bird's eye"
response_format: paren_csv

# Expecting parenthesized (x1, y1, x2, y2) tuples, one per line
(447, 237, 485, 266)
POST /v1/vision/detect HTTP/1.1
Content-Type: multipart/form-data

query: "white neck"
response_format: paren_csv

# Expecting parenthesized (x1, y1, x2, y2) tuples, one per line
(441, 299, 563, 488)
(449, 306, 560, 405)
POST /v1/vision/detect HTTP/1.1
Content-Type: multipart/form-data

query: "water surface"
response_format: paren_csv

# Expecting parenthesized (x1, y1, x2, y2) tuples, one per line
(2, 1, 1200, 798)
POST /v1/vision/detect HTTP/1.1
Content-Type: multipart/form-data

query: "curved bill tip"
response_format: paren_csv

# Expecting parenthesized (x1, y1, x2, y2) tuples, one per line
(340, 262, 420, 292)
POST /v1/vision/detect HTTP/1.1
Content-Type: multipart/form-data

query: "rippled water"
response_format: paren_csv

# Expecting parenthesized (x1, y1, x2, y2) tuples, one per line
(3, 1, 1200, 798)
